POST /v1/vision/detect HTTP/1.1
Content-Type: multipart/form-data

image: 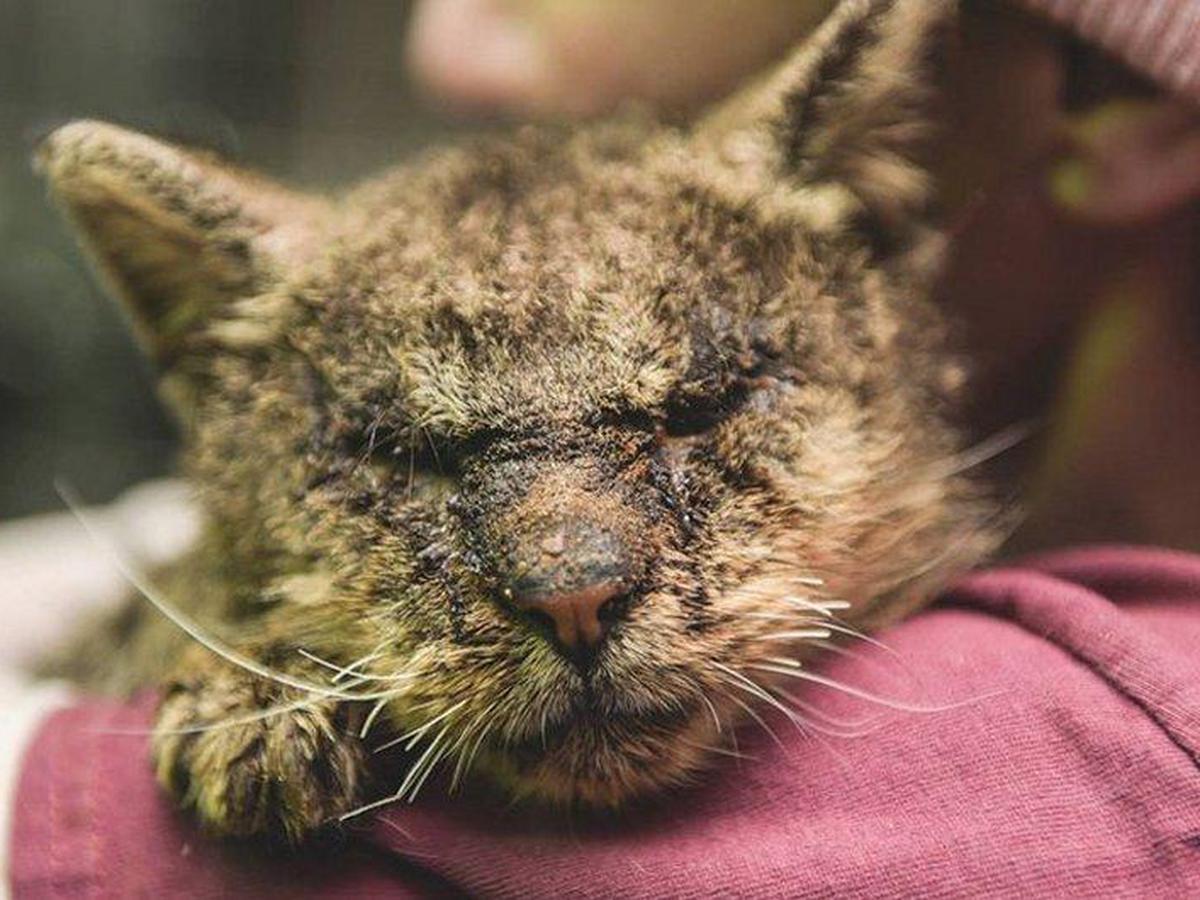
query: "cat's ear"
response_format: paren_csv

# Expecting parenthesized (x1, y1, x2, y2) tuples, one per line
(35, 120, 327, 367)
(692, 0, 954, 261)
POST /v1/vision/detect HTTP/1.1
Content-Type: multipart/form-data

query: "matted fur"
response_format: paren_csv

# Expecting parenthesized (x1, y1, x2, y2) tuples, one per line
(37, 0, 996, 842)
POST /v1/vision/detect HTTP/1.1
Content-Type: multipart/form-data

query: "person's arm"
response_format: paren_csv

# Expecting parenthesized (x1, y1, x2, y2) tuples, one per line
(10, 546, 1200, 897)
(0, 482, 197, 892)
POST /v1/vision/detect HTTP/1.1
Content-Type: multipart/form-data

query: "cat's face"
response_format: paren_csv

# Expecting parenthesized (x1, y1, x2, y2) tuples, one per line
(41, 0, 988, 806)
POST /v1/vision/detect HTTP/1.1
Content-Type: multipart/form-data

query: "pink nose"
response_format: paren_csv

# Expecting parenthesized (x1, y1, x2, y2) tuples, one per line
(508, 579, 623, 651)
(501, 520, 632, 655)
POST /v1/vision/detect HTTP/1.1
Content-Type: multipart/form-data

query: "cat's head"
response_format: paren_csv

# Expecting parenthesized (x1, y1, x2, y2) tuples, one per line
(39, 0, 993, 806)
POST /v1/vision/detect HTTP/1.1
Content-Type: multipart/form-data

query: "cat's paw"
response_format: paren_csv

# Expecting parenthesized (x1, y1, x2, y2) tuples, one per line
(152, 671, 368, 844)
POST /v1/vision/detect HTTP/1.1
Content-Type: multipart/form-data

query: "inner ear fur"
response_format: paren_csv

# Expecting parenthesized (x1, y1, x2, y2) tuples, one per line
(35, 120, 328, 367)
(693, 0, 956, 258)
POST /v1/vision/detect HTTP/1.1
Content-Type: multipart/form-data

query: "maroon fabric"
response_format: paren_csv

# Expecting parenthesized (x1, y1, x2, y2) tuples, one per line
(12, 546, 1200, 898)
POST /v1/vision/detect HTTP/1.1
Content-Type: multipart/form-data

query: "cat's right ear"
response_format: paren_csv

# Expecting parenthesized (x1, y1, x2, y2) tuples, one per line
(689, 0, 954, 267)
(35, 120, 328, 372)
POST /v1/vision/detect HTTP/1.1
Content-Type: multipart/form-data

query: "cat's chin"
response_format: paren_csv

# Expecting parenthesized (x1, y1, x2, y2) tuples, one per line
(477, 701, 723, 809)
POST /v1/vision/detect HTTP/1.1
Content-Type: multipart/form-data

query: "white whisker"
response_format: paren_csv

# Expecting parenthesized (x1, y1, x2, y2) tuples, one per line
(341, 718, 458, 821)
(711, 662, 806, 736)
(696, 688, 723, 735)
(457, 715, 497, 791)
(359, 695, 393, 739)
(373, 699, 468, 754)
(299, 647, 398, 684)
(763, 628, 834, 641)
(99, 685, 369, 737)
(931, 421, 1034, 479)
(744, 612, 827, 623)
(450, 702, 499, 790)
(817, 622, 898, 656)
(404, 727, 453, 803)
(778, 595, 852, 616)
(774, 687, 887, 733)
(678, 737, 755, 761)
(57, 483, 396, 703)
(713, 685, 784, 749)
(748, 664, 1001, 714)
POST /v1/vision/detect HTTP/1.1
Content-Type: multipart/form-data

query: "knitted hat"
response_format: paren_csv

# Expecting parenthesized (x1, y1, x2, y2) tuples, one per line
(1019, 0, 1200, 102)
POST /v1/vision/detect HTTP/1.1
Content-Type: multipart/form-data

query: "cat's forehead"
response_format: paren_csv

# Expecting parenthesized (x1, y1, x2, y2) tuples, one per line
(305, 126, 821, 434)
(327, 125, 805, 332)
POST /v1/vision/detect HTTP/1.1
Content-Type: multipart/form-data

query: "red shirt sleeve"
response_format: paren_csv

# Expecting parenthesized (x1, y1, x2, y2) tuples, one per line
(12, 546, 1200, 898)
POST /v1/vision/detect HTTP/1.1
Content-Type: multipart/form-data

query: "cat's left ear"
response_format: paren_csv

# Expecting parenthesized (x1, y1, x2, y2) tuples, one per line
(691, 0, 955, 266)
(35, 120, 327, 368)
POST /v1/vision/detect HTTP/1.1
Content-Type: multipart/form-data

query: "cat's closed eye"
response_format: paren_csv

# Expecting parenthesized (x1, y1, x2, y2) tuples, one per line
(362, 430, 460, 490)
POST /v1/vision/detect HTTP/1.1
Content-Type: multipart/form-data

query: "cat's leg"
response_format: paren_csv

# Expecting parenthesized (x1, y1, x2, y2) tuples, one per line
(151, 643, 370, 843)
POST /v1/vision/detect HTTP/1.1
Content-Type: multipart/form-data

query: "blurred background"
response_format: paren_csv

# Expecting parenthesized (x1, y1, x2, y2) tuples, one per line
(0, 0, 465, 517)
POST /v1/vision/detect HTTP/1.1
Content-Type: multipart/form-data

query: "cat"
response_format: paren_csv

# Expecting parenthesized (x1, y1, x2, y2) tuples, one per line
(36, 0, 997, 843)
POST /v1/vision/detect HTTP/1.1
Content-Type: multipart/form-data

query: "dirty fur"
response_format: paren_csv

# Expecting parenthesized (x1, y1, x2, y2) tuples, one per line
(37, 0, 996, 843)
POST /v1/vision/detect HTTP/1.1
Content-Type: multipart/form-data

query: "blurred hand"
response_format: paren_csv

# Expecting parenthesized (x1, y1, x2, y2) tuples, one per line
(1052, 100, 1200, 226)
(407, 0, 832, 116)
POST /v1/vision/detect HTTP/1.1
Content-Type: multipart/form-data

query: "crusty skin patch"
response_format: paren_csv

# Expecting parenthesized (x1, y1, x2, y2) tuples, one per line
(39, 0, 996, 842)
